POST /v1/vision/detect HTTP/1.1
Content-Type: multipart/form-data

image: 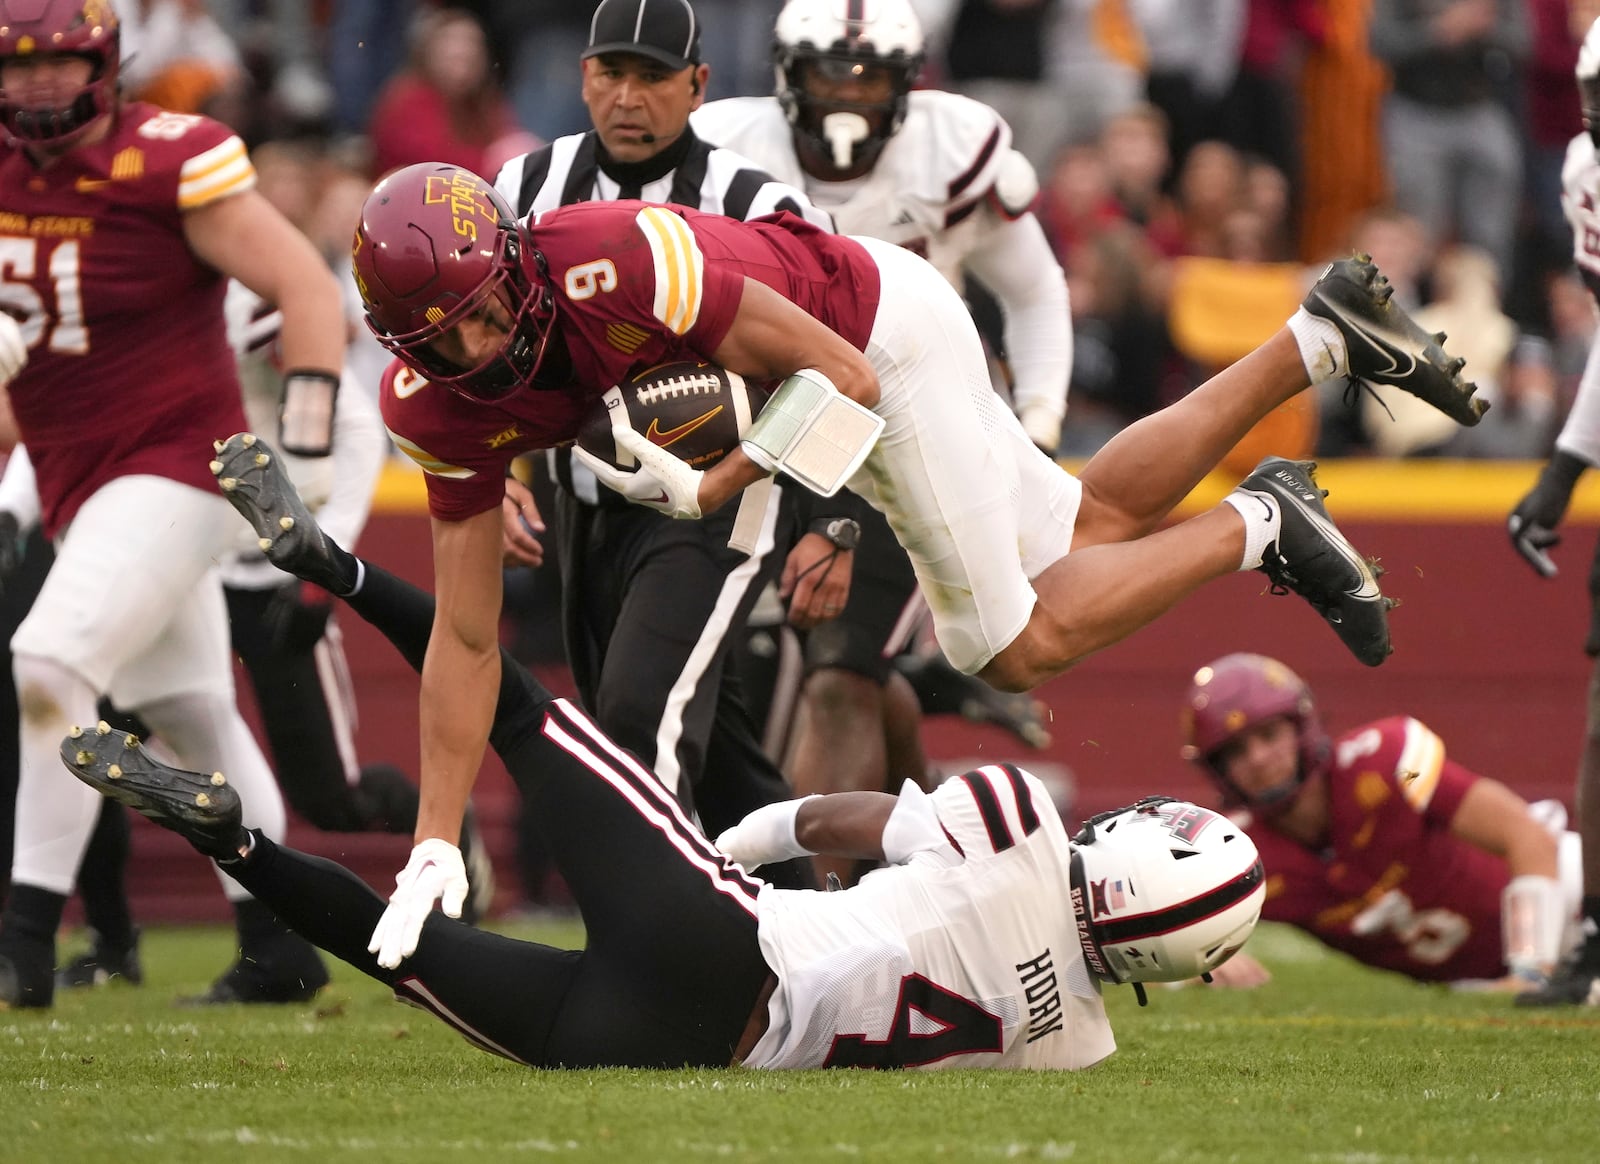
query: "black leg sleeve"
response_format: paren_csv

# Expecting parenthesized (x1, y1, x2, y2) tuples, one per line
(227, 833, 583, 1066)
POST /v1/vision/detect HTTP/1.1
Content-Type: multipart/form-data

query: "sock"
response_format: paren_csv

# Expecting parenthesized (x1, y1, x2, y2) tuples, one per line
(79, 801, 136, 951)
(1287, 307, 1348, 383)
(1222, 490, 1282, 571)
(0, 884, 67, 955)
(327, 540, 362, 597)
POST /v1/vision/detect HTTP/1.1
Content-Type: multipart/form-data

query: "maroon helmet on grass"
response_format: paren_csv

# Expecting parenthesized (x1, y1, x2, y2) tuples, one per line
(0, 0, 121, 145)
(352, 162, 555, 404)
(1179, 652, 1331, 812)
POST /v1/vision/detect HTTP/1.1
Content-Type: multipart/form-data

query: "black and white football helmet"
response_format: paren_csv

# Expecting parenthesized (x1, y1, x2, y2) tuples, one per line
(1069, 796, 1265, 1005)
(772, 0, 924, 174)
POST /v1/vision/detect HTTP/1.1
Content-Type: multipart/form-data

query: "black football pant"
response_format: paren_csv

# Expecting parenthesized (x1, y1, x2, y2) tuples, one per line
(225, 558, 771, 1067)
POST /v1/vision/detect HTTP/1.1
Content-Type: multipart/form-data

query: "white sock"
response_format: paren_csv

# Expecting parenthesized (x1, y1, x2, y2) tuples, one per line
(1223, 489, 1281, 571)
(1287, 307, 1348, 384)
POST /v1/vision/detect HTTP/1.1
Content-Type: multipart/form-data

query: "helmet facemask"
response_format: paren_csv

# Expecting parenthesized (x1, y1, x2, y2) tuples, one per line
(353, 163, 557, 406)
(375, 228, 554, 405)
(776, 48, 919, 174)
(771, 0, 925, 177)
(0, 0, 122, 147)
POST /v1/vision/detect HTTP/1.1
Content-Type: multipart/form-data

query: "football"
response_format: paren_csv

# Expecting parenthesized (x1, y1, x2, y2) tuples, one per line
(576, 361, 766, 471)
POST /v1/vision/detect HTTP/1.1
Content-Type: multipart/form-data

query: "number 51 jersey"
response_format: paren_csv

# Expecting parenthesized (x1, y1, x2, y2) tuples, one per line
(744, 766, 1115, 1071)
(0, 103, 251, 535)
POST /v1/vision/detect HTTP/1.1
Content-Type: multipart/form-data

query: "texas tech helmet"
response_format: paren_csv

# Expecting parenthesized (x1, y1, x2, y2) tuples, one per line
(0, 0, 121, 145)
(1179, 652, 1332, 811)
(1070, 796, 1265, 1005)
(772, 0, 924, 173)
(351, 162, 554, 404)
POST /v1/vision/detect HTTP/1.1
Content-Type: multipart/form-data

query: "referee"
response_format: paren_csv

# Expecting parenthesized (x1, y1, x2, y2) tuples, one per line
(490, 0, 862, 888)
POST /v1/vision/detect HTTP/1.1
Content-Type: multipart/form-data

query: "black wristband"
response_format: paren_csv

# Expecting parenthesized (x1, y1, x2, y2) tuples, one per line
(808, 516, 860, 552)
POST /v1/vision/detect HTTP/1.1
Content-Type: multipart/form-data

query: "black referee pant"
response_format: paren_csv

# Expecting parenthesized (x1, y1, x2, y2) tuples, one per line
(225, 558, 772, 1068)
(553, 481, 803, 851)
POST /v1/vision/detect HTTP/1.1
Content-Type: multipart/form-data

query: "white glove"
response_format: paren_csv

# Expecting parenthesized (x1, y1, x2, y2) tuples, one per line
(571, 426, 705, 520)
(0, 311, 28, 386)
(715, 796, 818, 870)
(367, 838, 469, 969)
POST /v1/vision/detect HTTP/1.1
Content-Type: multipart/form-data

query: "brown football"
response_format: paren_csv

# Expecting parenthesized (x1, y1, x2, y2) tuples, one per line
(576, 361, 767, 471)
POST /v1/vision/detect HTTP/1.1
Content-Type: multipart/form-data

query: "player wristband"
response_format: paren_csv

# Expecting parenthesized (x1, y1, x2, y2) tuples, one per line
(740, 368, 884, 497)
(1501, 873, 1566, 977)
(279, 369, 341, 457)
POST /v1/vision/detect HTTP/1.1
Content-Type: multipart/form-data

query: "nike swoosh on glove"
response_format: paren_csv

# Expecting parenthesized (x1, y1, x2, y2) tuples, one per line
(367, 837, 469, 969)
(0, 311, 28, 386)
(571, 427, 704, 520)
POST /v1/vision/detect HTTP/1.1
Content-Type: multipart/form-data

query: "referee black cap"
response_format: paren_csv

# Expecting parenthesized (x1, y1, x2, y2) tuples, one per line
(583, 0, 702, 71)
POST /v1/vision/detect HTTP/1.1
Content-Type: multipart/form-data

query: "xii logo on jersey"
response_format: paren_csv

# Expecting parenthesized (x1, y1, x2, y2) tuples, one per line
(484, 424, 522, 450)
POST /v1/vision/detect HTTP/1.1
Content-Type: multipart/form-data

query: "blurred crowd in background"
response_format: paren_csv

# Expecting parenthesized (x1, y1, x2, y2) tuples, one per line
(133, 0, 1600, 467)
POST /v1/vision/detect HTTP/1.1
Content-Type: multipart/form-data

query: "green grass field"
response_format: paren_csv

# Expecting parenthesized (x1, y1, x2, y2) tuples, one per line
(4, 920, 1599, 1164)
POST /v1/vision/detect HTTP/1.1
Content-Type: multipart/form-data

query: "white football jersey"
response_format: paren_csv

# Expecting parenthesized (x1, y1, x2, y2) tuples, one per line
(691, 90, 1070, 450)
(1555, 133, 1600, 465)
(744, 766, 1115, 1070)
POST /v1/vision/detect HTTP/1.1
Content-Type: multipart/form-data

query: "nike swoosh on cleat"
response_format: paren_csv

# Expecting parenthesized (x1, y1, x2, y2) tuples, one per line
(1282, 490, 1383, 601)
(1316, 298, 1415, 380)
(646, 406, 723, 448)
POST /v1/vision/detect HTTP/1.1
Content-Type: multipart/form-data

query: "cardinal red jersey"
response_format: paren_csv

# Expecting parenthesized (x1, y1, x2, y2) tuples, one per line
(0, 104, 253, 536)
(1240, 716, 1509, 982)
(381, 201, 881, 521)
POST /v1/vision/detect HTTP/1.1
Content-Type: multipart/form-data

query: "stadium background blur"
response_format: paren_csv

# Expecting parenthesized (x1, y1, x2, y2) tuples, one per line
(24, 0, 1600, 919)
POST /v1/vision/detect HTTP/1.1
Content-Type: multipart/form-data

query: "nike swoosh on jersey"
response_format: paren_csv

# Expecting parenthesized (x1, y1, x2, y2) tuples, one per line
(1267, 473, 1383, 601)
(1317, 300, 1415, 380)
(645, 406, 722, 448)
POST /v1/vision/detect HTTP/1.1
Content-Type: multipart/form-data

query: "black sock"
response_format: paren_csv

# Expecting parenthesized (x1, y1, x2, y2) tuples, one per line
(79, 800, 136, 951)
(0, 884, 67, 954)
(325, 537, 361, 597)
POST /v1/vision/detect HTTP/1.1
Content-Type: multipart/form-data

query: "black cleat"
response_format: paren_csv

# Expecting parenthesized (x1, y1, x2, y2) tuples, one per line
(1302, 255, 1487, 426)
(59, 722, 246, 860)
(0, 939, 54, 1009)
(210, 432, 351, 593)
(56, 930, 143, 989)
(177, 955, 330, 1007)
(1238, 457, 1394, 667)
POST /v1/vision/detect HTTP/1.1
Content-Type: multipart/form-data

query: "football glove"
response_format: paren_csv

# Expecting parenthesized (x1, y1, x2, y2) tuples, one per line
(368, 838, 469, 969)
(0, 310, 27, 386)
(1508, 450, 1589, 578)
(571, 427, 705, 520)
(715, 797, 818, 870)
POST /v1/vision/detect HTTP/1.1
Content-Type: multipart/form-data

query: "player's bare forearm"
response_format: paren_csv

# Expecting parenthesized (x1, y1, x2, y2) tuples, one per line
(417, 509, 506, 844)
(712, 277, 881, 408)
(794, 791, 898, 860)
(1451, 777, 1560, 878)
(698, 448, 772, 512)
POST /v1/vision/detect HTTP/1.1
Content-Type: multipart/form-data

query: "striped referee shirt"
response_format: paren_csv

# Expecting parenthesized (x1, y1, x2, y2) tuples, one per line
(491, 126, 833, 503)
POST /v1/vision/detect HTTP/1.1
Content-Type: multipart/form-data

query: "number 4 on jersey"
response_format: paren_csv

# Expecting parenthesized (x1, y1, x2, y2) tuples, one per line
(824, 974, 1003, 1068)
